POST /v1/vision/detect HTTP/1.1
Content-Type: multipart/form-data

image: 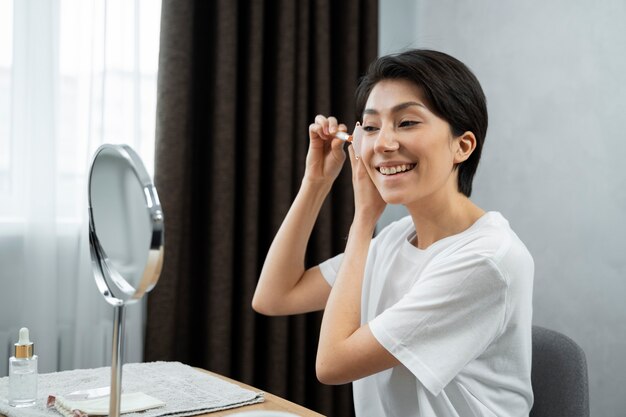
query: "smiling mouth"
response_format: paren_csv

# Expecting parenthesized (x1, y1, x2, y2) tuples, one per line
(377, 164, 416, 176)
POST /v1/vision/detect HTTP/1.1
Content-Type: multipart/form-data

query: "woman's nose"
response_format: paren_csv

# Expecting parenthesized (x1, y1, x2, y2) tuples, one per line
(374, 126, 400, 153)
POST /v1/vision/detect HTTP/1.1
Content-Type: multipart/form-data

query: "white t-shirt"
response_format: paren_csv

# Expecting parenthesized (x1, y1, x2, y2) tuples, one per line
(319, 212, 534, 417)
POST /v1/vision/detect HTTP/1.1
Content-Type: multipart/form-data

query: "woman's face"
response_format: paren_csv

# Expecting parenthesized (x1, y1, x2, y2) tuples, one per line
(360, 79, 464, 207)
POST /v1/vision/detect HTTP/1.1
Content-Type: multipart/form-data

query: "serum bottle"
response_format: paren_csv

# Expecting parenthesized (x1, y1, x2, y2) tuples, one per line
(8, 327, 38, 407)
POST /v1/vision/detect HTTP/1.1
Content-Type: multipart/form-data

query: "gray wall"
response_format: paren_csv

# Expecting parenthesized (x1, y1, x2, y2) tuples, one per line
(379, 1, 626, 416)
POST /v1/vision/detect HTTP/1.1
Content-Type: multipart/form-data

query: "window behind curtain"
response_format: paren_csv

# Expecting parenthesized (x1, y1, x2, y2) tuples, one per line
(0, 0, 162, 375)
(0, 0, 161, 221)
(0, 0, 13, 207)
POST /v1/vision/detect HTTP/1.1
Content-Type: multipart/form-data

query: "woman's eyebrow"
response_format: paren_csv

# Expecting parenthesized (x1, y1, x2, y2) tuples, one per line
(363, 101, 426, 115)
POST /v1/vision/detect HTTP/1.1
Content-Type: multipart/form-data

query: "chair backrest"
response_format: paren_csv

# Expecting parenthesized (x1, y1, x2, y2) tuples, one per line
(530, 325, 589, 417)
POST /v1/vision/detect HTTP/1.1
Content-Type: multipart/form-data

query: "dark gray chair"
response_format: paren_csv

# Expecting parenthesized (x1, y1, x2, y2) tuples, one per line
(530, 325, 589, 417)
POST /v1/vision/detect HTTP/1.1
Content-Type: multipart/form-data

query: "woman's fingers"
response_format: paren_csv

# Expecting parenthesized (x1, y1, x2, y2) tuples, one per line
(327, 116, 338, 135)
(312, 115, 348, 141)
(314, 114, 327, 125)
(347, 142, 360, 172)
(314, 114, 330, 137)
(309, 122, 325, 141)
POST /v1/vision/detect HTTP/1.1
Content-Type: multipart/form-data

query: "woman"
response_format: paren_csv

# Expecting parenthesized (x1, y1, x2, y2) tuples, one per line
(252, 49, 534, 417)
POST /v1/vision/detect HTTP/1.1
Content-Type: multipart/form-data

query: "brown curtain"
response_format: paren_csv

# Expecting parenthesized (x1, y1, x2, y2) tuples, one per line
(145, 1, 377, 416)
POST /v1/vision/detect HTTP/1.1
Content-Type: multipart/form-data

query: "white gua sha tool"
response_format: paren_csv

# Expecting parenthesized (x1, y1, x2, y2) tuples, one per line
(334, 122, 364, 159)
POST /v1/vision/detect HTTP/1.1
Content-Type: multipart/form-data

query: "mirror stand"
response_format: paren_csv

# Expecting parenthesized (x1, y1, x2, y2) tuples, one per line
(88, 144, 164, 417)
(110, 304, 126, 417)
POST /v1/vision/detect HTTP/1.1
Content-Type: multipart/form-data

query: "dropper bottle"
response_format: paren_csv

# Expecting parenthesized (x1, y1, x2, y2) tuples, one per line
(8, 327, 38, 407)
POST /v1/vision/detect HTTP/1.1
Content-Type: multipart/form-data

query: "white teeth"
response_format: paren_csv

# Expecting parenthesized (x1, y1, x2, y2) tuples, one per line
(379, 164, 415, 175)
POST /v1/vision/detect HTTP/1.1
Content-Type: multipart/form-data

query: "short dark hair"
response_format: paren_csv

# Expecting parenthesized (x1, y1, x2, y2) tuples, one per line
(355, 49, 488, 197)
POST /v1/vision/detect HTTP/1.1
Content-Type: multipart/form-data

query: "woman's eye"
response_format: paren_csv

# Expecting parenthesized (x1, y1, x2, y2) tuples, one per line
(399, 120, 420, 128)
(362, 125, 379, 133)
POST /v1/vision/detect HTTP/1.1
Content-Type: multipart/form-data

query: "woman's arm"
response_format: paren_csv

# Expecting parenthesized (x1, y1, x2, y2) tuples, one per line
(252, 179, 332, 315)
(252, 115, 347, 316)
(316, 145, 400, 384)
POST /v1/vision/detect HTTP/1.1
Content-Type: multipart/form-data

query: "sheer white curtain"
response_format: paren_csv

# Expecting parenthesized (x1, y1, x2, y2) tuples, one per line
(0, 0, 161, 375)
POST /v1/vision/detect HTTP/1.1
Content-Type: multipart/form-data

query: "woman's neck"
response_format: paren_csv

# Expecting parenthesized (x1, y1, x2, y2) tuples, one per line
(406, 191, 485, 250)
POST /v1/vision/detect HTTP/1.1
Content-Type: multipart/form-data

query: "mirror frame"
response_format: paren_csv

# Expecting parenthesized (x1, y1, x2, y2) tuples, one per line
(88, 144, 164, 306)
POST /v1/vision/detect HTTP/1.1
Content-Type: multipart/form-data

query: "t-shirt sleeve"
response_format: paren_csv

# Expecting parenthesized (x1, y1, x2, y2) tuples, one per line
(318, 252, 344, 287)
(368, 256, 508, 395)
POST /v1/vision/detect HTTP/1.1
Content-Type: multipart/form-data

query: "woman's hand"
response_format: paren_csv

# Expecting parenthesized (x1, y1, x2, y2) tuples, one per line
(305, 115, 348, 185)
(347, 144, 386, 229)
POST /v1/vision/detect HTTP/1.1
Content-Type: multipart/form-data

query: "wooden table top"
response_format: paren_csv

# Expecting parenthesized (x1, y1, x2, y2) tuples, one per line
(200, 370, 326, 416)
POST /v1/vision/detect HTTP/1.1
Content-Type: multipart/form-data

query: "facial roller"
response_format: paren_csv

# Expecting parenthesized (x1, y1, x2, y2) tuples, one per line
(334, 122, 363, 159)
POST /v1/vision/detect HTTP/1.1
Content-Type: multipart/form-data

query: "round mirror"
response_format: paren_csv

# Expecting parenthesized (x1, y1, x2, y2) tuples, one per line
(87, 144, 164, 417)
(88, 144, 164, 305)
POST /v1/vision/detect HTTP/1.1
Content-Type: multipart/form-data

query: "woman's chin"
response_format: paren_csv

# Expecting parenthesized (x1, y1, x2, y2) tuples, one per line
(379, 191, 409, 206)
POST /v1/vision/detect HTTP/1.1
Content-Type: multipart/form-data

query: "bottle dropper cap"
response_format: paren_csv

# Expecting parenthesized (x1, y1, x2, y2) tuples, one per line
(15, 327, 34, 359)
(334, 131, 353, 142)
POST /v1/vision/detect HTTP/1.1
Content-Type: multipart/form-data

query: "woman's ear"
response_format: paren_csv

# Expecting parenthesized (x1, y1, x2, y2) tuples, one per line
(454, 131, 477, 164)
